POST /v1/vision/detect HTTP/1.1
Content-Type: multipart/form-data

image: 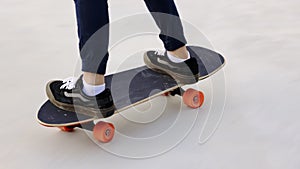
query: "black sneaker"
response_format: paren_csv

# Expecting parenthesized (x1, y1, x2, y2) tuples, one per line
(46, 75, 115, 118)
(143, 48, 199, 84)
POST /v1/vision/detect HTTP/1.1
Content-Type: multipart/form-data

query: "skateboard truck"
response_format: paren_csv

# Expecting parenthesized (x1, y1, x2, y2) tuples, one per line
(162, 87, 184, 96)
(169, 87, 185, 96)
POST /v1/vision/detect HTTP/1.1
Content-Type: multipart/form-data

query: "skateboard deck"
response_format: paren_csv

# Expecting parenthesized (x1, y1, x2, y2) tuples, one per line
(37, 46, 225, 142)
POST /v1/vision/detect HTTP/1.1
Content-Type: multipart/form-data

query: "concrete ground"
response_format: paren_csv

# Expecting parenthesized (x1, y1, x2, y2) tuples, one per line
(0, 0, 299, 168)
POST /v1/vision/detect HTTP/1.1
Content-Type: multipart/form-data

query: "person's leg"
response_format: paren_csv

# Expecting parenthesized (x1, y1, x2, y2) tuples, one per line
(143, 0, 189, 59)
(143, 0, 199, 84)
(75, 0, 109, 86)
(45, 0, 115, 117)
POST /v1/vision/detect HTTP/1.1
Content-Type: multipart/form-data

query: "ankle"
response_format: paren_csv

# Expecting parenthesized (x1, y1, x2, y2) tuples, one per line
(83, 72, 105, 85)
(168, 46, 189, 59)
(82, 78, 106, 96)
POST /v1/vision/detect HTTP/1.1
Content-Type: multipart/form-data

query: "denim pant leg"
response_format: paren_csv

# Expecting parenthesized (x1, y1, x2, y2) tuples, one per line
(144, 0, 187, 51)
(74, 0, 109, 75)
(74, 0, 186, 75)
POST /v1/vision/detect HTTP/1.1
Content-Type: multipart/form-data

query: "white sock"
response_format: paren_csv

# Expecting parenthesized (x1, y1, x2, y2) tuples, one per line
(82, 79, 105, 96)
(167, 51, 191, 63)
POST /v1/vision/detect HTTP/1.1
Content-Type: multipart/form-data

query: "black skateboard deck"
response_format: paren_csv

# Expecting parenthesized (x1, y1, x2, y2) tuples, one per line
(37, 46, 225, 142)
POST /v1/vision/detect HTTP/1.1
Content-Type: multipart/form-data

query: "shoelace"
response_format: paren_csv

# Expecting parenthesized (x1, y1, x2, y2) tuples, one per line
(60, 77, 78, 90)
(154, 50, 165, 56)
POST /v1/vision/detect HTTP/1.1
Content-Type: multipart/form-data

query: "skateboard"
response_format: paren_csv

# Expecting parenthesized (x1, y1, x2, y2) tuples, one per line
(37, 46, 225, 143)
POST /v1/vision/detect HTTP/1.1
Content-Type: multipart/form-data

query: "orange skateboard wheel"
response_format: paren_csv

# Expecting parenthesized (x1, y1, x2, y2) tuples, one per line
(58, 126, 75, 132)
(183, 88, 204, 108)
(93, 121, 115, 143)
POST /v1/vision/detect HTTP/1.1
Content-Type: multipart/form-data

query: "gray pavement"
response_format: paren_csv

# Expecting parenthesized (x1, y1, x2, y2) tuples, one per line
(0, 0, 299, 168)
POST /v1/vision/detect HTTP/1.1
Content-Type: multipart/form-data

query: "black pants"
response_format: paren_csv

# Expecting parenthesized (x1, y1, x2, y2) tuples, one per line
(74, 0, 187, 74)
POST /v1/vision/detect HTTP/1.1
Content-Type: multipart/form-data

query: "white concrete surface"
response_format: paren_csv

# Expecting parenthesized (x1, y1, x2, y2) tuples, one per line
(0, 0, 299, 168)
